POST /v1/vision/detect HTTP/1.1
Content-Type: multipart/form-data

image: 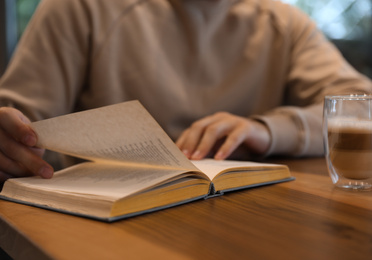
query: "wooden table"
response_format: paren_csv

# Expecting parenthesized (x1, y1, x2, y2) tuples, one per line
(1, 157, 372, 260)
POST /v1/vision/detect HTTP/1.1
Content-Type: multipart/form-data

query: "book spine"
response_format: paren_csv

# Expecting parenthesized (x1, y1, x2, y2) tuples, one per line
(205, 183, 224, 199)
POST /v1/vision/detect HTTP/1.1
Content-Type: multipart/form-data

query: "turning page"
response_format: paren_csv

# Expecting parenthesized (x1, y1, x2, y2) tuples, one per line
(32, 100, 197, 171)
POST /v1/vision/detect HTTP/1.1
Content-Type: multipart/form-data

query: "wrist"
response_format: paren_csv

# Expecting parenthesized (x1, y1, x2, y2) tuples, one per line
(245, 119, 272, 155)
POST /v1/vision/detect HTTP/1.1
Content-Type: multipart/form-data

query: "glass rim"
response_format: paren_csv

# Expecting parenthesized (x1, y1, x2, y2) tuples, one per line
(324, 94, 372, 100)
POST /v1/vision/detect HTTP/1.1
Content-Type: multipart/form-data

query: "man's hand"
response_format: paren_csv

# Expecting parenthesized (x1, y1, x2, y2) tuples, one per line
(176, 112, 271, 160)
(0, 107, 53, 182)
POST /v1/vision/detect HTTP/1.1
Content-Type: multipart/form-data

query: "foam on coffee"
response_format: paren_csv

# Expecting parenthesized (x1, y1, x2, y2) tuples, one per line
(328, 117, 372, 132)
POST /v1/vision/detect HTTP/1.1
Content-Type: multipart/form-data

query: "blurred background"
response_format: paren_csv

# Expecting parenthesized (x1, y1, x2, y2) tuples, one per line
(1, 0, 372, 78)
(282, 0, 372, 78)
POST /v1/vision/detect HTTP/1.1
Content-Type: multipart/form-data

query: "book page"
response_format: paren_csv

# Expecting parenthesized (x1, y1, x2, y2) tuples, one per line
(4, 162, 202, 200)
(32, 101, 197, 171)
(191, 159, 286, 180)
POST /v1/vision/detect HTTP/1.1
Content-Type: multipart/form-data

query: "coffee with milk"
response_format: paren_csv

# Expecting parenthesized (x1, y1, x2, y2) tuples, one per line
(327, 118, 372, 180)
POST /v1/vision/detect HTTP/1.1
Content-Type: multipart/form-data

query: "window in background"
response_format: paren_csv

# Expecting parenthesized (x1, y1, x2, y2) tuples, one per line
(282, 0, 372, 78)
(16, 0, 40, 38)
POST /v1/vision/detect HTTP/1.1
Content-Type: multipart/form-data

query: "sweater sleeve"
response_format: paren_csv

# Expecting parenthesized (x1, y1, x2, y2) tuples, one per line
(0, 0, 91, 121)
(256, 4, 372, 157)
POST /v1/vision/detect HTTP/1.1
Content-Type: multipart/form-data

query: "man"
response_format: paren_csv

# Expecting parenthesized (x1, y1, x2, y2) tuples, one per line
(0, 0, 371, 182)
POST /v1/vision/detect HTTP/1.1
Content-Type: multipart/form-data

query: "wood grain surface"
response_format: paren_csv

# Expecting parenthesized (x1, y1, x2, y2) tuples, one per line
(1, 157, 372, 260)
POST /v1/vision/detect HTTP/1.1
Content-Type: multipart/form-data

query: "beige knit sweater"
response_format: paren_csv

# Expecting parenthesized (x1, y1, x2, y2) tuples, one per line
(0, 0, 371, 158)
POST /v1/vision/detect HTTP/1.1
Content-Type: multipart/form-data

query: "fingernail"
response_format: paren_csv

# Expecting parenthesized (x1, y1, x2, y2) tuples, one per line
(182, 149, 190, 157)
(191, 150, 201, 160)
(215, 151, 225, 160)
(23, 134, 37, 146)
(39, 166, 53, 178)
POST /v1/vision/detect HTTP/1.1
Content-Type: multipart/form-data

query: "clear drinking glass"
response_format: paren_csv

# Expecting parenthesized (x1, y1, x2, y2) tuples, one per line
(323, 95, 372, 190)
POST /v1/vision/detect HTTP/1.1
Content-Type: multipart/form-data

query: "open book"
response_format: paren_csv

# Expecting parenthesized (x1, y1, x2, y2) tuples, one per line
(0, 101, 293, 222)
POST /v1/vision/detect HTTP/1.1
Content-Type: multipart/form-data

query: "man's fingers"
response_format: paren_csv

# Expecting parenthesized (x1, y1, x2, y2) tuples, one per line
(0, 107, 53, 181)
(0, 107, 37, 146)
(177, 112, 271, 161)
(190, 121, 232, 160)
(0, 127, 53, 179)
(0, 151, 33, 177)
(175, 129, 191, 157)
(214, 127, 247, 160)
(176, 116, 216, 158)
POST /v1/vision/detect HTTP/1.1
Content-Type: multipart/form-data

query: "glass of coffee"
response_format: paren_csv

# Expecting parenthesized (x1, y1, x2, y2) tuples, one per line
(323, 95, 372, 190)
